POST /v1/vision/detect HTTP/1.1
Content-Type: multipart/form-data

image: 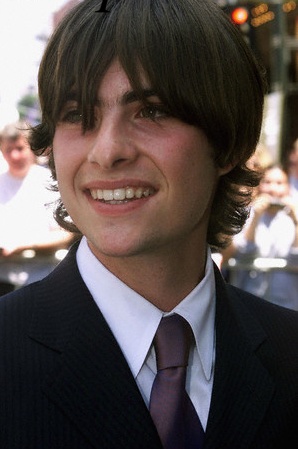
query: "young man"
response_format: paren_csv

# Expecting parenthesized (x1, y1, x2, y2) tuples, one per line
(0, 1, 297, 448)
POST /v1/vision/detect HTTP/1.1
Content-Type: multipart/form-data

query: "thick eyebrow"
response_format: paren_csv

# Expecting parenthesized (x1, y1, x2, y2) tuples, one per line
(62, 88, 159, 108)
(95, 88, 160, 108)
(120, 89, 159, 105)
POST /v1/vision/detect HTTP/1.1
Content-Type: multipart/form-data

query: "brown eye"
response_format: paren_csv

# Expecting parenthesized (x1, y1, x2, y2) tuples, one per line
(139, 105, 170, 120)
(61, 110, 83, 124)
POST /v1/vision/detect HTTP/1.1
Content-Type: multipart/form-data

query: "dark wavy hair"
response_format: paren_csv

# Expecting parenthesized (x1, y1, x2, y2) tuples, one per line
(29, 0, 267, 249)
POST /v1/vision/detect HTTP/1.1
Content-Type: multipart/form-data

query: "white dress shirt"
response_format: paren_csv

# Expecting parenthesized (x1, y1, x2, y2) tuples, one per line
(76, 236, 216, 429)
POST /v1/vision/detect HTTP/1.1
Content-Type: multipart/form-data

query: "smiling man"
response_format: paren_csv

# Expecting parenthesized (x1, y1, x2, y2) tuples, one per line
(0, 1, 298, 448)
(52, 58, 230, 310)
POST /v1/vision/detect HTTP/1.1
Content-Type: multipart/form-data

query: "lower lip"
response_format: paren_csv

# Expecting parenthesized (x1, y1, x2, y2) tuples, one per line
(86, 192, 154, 216)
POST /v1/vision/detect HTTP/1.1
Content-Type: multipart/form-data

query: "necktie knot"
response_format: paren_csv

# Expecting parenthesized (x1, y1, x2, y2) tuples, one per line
(154, 314, 192, 371)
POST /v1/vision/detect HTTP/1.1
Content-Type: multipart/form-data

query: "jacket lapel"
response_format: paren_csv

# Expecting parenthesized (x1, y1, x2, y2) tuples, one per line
(28, 244, 161, 449)
(204, 267, 275, 448)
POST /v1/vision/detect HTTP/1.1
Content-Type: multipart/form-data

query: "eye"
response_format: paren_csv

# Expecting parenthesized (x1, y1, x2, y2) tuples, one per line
(138, 104, 170, 120)
(58, 99, 83, 125)
(60, 109, 83, 124)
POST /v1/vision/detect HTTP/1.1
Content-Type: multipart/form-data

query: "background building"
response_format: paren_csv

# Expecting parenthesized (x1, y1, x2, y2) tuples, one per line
(218, 0, 298, 161)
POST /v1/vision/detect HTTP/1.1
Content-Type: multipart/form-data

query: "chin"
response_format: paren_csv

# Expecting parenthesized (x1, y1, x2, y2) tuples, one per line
(89, 240, 145, 260)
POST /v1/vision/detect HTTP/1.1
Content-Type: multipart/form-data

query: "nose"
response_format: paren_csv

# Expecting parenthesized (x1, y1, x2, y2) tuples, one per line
(87, 116, 138, 170)
(10, 149, 22, 161)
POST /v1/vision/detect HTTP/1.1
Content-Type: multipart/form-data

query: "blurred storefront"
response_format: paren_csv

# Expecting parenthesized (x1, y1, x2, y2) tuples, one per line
(217, 0, 298, 161)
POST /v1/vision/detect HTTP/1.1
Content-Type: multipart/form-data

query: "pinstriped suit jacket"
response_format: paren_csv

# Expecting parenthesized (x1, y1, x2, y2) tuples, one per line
(0, 243, 298, 448)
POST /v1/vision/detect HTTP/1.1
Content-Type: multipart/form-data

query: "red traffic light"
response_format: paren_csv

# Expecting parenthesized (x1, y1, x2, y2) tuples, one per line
(231, 7, 249, 25)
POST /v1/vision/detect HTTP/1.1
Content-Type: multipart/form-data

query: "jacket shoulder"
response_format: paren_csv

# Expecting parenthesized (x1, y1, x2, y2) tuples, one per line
(225, 281, 298, 350)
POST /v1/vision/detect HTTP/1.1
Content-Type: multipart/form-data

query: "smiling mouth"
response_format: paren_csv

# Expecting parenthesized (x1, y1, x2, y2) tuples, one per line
(89, 186, 155, 204)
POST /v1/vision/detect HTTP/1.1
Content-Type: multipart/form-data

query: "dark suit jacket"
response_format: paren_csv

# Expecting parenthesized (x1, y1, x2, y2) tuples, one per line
(0, 243, 298, 448)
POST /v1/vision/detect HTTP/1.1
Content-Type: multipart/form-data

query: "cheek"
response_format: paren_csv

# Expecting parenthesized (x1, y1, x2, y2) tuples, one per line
(155, 130, 212, 179)
(53, 147, 67, 183)
(166, 150, 219, 220)
(279, 187, 288, 196)
(172, 150, 218, 190)
(53, 133, 82, 181)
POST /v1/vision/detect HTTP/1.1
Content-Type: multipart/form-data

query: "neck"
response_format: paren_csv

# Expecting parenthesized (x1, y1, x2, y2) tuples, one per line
(92, 241, 208, 312)
(9, 165, 32, 179)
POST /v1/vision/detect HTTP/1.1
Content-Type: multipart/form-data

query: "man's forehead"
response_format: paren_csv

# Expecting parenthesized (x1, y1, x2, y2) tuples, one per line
(2, 136, 26, 144)
(96, 59, 155, 104)
(65, 86, 159, 108)
(64, 60, 160, 109)
(1, 140, 31, 157)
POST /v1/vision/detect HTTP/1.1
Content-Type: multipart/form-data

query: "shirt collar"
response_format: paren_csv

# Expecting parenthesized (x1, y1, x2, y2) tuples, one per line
(76, 236, 216, 381)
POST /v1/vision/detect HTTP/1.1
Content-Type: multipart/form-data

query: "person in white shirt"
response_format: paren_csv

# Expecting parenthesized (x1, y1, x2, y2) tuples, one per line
(0, 121, 72, 293)
(228, 165, 298, 310)
(0, 1, 298, 448)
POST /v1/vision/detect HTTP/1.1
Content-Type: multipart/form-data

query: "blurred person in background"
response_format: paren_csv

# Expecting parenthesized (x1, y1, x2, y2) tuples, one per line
(0, 121, 72, 294)
(226, 164, 298, 310)
(218, 142, 273, 269)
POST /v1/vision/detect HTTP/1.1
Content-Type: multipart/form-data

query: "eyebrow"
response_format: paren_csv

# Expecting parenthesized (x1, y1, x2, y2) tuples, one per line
(120, 89, 158, 105)
(64, 88, 159, 107)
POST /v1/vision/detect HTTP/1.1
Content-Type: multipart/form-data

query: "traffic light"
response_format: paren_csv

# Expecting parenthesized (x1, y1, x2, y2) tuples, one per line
(224, 5, 251, 44)
(230, 7, 249, 26)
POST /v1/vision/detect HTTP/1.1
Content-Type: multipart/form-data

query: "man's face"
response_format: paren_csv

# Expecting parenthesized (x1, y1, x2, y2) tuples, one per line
(1, 136, 35, 178)
(53, 60, 229, 263)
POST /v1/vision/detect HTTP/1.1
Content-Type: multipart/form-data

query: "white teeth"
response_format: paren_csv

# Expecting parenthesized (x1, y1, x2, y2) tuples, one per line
(125, 187, 134, 199)
(97, 189, 104, 200)
(103, 190, 114, 201)
(135, 188, 143, 199)
(89, 186, 154, 202)
(90, 190, 97, 200)
(113, 189, 126, 201)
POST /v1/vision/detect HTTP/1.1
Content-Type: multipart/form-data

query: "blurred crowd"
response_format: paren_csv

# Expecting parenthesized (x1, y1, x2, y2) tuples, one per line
(0, 120, 73, 295)
(216, 138, 298, 311)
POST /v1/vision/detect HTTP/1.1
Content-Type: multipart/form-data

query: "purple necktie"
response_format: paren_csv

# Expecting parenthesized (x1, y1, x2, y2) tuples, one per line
(149, 314, 204, 449)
